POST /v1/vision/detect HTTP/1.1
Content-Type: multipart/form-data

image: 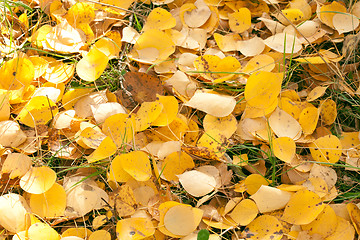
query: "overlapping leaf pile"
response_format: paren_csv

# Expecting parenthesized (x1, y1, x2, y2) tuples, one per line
(0, 0, 360, 239)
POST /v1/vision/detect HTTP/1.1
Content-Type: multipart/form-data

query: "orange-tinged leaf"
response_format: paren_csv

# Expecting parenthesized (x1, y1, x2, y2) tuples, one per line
(299, 106, 319, 135)
(86, 137, 117, 163)
(113, 184, 137, 217)
(17, 96, 59, 128)
(76, 47, 109, 82)
(309, 135, 342, 164)
(245, 71, 283, 109)
(135, 101, 163, 131)
(244, 174, 270, 195)
(0, 57, 34, 90)
(241, 215, 283, 240)
(151, 95, 178, 126)
(119, 151, 152, 181)
(229, 199, 258, 226)
(307, 86, 328, 102)
(272, 137, 296, 163)
(163, 204, 203, 236)
(228, 8, 251, 33)
(162, 151, 195, 181)
(116, 217, 155, 239)
(29, 182, 66, 218)
(282, 189, 325, 225)
(302, 204, 338, 237)
(20, 166, 56, 194)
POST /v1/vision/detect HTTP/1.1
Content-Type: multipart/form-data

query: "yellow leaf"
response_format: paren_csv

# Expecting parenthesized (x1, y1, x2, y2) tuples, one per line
(29, 182, 66, 218)
(245, 71, 283, 109)
(241, 54, 275, 74)
(299, 106, 319, 135)
(162, 151, 194, 181)
(228, 8, 251, 33)
(61, 88, 93, 110)
(89, 230, 111, 240)
(65, 2, 95, 26)
(229, 199, 258, 226)
(282, 189, 325, 225)
(20, 166, 56, 194)
(86, 137, 117, 163)
(309, 135, 342, 164)
(320, 99, 337, 125)
(151, 95, 178, 127)
(17, 96, 59, 128)
(250, 185, 292, 213)
(319, 1, 346, 28)
(102, 113, 136, 146)
(61, 228, 92, 239)
(143, 8, 176, 31)
(116, 217, 155, 240)
(272, 137, 296, 163)
(28, 223, 60, 240)
(114, 184, 137, 217)
(119, 151, 152, 181)
(135, 101, 163, 131)
(347, 203, 360, 234)
(302, 204, 338, 237)
(241, 215, 283, 240)
(203, 114, 237, 138)
(307, 86, 328, 102)
(1, 153, 32, 179)
(76, 47, 109, 82)
(325, 216, 355, 240)
(269, 107, 302, 140)
(244, 174, 270, 195)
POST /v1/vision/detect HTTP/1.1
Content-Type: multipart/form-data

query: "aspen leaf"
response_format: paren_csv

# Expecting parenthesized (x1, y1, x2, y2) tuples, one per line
(178, 170, 216, 197)
(86, 137, 117, 163)
(65, 2, 95, 26)
(228, 8, 251, 33)
(163, 204, 203, 236)
(241, 54, 275, 73)
(143, 8, 176, 31)
(43, 60, 75, 84)
(184, 90, 236, 117)
(0, 120, 27, 147)
(245, 71, 283, 109)
(89, 230, 111, 240)
(320, 99, 337, 125)
(237, 37, 266, 57)
(307, 86, 328, 102)
(325, 216, 355, 240)
(0, 193, 30, 233)
(90, 102, 127, 125)
(53, 110, 76, 129)
(214, 33, 240, 52)
(269, 107, 302, 140)
(62, 88, 93, 110)
(264, 33, 302, 54)
(229, 199, 258, 226)
(279, 8, 304, 24)
(302, 204, 338, 237)
(1, 153, 32, 179)
(181, 0, 211, 28)
(272, 137, 296, 163)
(151, 95, 178, 126)
(80, 127, 107, 149)
(61, 228, 92, 239)
(108, 155, 132, 182)
(244, 174, 270, 195)
(119, 151, 152, 181)
(116, 217, 155, 240)
(29, 182, 66, 218)
(102, 113, 136, 146)
(20, 166, 56, 194)
(250, 185, 292, 213)
(347, 203, 360, 234)
(32, 87, 61, 103)
(302, 177, 329, 198)
(28, 223, 60, 240)
(17, 96, 59, 128)
(282, 189, 325, 225)
(309, 135, 342, 164)
(94, 37, 119, 59)
(299, 106, 319, 135)
(0, 57, 34, 90)
(318, 2, 347, 28)
(76, 47, 109, 82)
(241, 215, 283, 240)
(0, 90, 10, 121)
(310, 164, 337, 190)
(135, 101, 163, 131)
(203, 114, 237, 138)
(162, 151, 195, 181)
(113, 184, 137, 217)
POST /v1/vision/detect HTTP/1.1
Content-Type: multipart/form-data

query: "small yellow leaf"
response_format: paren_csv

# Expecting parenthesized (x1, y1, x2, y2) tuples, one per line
(116, 217, 155, 239)
(135, 101, 163, 131)
(61, 228, 92, 239)
(29, 182, 66, 218)
(1, 153, 32, 179)
(76, 47, 109, 82)
(309, 134, 342, 164)
(62, 88, 93, 110)
(17, 96, 58, 128)
(114, 184, 137, 217)
(241, 215, 283, 240)
(102, 113, 136, 146)
(143, 7, 176, 31)
(307, 86, 328, 102)
(347, 203, 360, 234)
(228, 8, 251, 33)
(89, 230, 111, 240)
(20, 166, 56, 194)
(250, 185, 292, 213)
(272, 137, 296, 163)
(151, 95, 178, 127)
(325, 216, 355, 240)
(299, 106, 319, 135)
(320, 99, 337, 125)
(119, 151, 152, 181)
(319, 1, 346, 28)
(229, 199, 258, 226)
(203, 114, 237, 138)
(282, 189, 325, 225)
(162, 151, 195, 181)
(244, 174, 270, 195)
(86, 137, 117, 163)
(302, 204, 338, 237)
(65, 2, 95, 26)
(0, 57, 34, 90)
(28, 223, 60, 240)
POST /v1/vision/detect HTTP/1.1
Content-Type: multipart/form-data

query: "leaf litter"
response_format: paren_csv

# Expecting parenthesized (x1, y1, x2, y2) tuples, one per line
(0, 0, 359, 239)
